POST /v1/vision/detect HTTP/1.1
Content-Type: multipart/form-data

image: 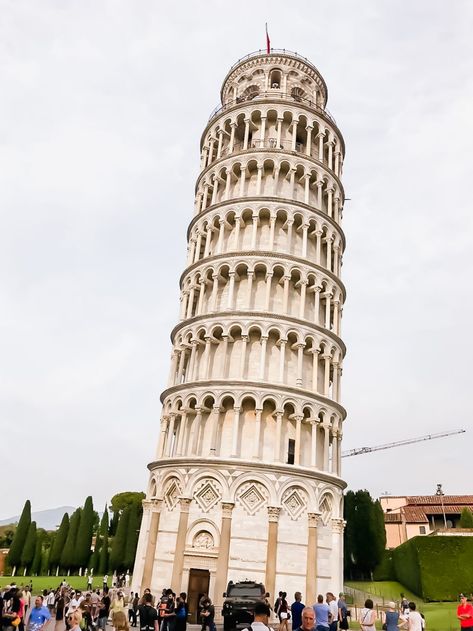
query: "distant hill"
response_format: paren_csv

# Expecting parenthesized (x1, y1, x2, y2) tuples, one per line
(0, 506, 76, 531)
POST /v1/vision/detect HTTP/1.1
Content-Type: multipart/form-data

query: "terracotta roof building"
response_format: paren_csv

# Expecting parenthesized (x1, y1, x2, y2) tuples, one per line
(380, 495, 473, 548)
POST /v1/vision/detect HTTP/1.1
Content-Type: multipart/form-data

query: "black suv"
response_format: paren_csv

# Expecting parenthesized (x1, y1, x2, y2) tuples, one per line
(222, 580, 269, 630)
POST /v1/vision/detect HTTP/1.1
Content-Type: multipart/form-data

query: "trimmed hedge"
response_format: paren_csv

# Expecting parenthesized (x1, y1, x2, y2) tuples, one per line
(393, 536, 473, 601)
(373, 550, 395, 581)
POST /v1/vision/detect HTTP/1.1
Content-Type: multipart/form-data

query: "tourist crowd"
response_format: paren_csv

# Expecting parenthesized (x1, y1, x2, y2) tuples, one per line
(2, 581, 472, 631)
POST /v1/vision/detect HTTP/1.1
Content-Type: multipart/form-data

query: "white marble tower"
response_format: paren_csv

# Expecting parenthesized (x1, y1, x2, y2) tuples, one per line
(133, 49, 347, 611)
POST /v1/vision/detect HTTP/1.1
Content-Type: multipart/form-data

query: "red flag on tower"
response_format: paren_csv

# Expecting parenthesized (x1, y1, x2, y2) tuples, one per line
(266, 23, 270, 54)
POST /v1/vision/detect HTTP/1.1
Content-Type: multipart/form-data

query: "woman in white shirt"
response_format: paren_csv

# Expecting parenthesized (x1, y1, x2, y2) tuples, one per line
(359, 599, 376, 631)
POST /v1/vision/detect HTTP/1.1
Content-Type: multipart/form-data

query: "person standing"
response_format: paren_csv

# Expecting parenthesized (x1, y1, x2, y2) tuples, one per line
(138, 593, 159, 631)
(337, 594, 348, 630)
(457, 595, 473, 631)
(103, 576, 109, 591)
(46, 591, 56, 615)
(398, 602, 423, 631)
(250, 603, 272, 631)
(326, 594, 338, 631)
(97, 589, 111, 631)
(291, 593, 305, 631)
(175, 593, 188, 631)
(359, 600, 376, 631)
(28, 596, 52, 631)
(313, 595, 330, 631)
(87, 574, 93, 591)
(277, 592, 290, 631)
(125, 572, 130, 589)
(199, 598, 216, 631)
(383, 602, 399, 631)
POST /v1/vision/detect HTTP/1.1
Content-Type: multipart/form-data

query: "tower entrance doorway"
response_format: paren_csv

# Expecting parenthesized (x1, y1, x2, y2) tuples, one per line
(187, 569, 210, 624)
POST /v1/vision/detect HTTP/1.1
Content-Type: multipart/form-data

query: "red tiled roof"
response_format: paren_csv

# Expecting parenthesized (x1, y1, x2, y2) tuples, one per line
(406, 496, 473, 506)
(403, 507, 429, 523)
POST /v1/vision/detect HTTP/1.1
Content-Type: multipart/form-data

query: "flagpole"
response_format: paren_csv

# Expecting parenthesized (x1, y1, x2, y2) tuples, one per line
(265, 23, 271, 54)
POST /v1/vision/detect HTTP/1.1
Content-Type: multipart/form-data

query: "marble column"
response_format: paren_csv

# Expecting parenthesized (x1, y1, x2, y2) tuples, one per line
(171, 497, 192, 592)
(140, 498, 163, 592)
(306, 512, 320, 606)
(214, 502, 235, 609)
(265, 506, 281, 603)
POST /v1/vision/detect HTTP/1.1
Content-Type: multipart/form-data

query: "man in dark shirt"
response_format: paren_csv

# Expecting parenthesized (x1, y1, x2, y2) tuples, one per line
(139, 593, 159, 631)
(200, 598, 216, 631)
(97, 589, 111, 631)
(291, 593, 305, 631)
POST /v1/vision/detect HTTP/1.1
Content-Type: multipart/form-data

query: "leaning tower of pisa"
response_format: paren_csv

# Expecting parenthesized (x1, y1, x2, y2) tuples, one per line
(133, 49, 347, 613)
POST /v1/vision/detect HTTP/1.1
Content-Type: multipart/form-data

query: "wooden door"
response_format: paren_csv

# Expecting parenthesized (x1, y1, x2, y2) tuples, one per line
(187, 568, 210, 624)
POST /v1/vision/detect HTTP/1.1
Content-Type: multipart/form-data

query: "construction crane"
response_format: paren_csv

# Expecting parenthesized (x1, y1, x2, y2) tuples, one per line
(342, 429, 466, 458)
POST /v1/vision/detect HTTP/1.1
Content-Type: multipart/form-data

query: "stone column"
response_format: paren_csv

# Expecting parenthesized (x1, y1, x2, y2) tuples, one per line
(140, 498, 163, 592)
(209, 406, 221, 456)
(239, 336, 248, 377)
(166, 413, 176, 457)
(157, 416, 169, 459)
(246, 272, 254, 309)
(243, 118, 250, 150)
(306, 126, 313, 156)
(274, 410, 283, 461)
(331, 518, 346, 594)
(171, 497, 192, 593)
(306, 512, 320, 606)
(231, 406, 241, 457)
(176, 412, 187, 455)
(310, 420, 318, 467)
(278, 339, 286, 382)
(253, 408, 263, 459)
(265, 506, 281, 603)
(294, 415, 303, 465)
(229, 122, 236, 153)
(214, 502, 235, 611)
(312, 348, 320, 392)
(191, 409, 202, 455)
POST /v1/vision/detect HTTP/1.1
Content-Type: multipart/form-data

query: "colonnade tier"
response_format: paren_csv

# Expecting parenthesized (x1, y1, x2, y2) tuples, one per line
(185, 204, 345, 276)
(171, 314, 346, 356)
(156, 387, 344, 474)
(194, 153, 344, 222)
(201, 104, 344, 181)
(166, 324, 343, 401)
(178, 260, 344, 337)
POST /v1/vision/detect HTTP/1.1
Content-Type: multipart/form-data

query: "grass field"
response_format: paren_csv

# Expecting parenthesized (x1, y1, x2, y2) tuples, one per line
(0, 576, 107, 591)
(345, 581, 459, 631)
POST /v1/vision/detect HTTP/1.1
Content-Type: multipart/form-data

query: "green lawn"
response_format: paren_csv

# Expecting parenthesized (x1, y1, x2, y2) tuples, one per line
(345, 581, 459, 631)
(0, 576, 107, 591)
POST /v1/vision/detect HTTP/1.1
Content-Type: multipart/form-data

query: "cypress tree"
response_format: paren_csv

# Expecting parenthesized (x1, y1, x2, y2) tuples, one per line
(90, 506, 109, 571)
(109, 511, 119, 537)
(31, 529, 45, 576)
(76, 496, 94, 570)
(20, 521, 37, 574)
(110, 507, 130, 571)
(99, 532, 109, 575)
(124, 503, 140, 570)
(61, 508, 81, 572)
(459, 507, 473, 528)
(49, 513, 69, 574)
(8, 500, 31, 575)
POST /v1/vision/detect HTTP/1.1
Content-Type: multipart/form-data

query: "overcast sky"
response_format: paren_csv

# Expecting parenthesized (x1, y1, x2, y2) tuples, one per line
(1, 1, 472, 519)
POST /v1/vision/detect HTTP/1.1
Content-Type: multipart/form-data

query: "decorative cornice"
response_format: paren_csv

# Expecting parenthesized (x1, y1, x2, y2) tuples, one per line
(147, 457, 347, 491)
